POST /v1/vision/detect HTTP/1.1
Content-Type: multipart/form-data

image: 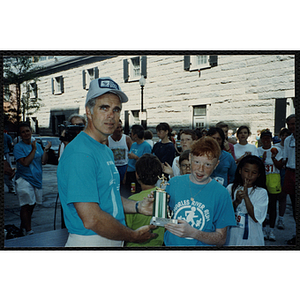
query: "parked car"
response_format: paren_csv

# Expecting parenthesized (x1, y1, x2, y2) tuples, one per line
(36, 136, 61, 165)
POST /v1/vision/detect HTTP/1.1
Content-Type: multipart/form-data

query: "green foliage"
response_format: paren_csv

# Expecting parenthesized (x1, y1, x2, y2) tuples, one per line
(3, 56, 44, 123)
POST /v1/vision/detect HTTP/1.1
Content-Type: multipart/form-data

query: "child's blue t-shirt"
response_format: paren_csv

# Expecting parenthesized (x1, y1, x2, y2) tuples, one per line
(13, 141, 44, 189)
(164, 175, 236, 246)
(211, 150, 237, 187)
(127, 141, 152, 172)
(57, 132, 126, 236)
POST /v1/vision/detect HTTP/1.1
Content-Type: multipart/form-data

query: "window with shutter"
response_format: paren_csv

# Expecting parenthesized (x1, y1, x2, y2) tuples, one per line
(29, 82, 37, 99)
(184, 55, 218, 72)
(52, 76, 64, 95)
(83, 67, 99, 90)
(123, 56, 147, 82)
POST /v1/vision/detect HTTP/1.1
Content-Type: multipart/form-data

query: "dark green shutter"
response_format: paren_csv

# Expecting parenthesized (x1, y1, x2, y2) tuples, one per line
(51, 78, 54, 94)
(94, 67, 99, 79)
(141, 56, 147, 78)
(275, 99, 287, 135)
(184, 56, 190, 70)
(82, 70, 86, 89)
(209, 55, 218, 67)
(123, 59, 129, 82)
(34, 82, 38, 98)
(60, 76, 64, 93)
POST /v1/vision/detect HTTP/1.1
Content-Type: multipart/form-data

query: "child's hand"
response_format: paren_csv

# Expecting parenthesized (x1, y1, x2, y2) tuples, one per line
(236, 190, 244, 203)
(162, 162, 173, 176)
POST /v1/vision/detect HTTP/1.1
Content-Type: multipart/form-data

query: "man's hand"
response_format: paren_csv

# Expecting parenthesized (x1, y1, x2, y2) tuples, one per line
(132, 225, 157, 243)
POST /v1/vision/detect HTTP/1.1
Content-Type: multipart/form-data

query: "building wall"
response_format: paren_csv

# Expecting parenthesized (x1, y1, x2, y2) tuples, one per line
(25, 54, 295, 140)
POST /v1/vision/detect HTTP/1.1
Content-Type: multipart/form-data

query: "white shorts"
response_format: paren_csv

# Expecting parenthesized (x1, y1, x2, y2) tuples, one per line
(15, 177, 43, 206)
(65, 233, 124, 247)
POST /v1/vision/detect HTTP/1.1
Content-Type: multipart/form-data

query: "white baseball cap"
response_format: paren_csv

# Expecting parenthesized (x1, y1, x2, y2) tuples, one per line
(85, 77, 128, 105)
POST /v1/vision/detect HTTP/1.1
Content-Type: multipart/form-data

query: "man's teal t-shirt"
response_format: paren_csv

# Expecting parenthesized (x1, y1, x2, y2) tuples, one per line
(57, 132, 126, 236)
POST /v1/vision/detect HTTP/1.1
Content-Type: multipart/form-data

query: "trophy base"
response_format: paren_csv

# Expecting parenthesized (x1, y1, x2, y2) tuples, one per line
(150, 217, 178, 227)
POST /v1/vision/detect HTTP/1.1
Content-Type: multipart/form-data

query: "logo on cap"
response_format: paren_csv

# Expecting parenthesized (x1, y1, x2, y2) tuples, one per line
(98, 78, 120, 91)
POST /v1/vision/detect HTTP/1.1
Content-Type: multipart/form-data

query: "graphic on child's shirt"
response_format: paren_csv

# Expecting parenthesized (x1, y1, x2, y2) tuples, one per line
(173, 199, 211, 234)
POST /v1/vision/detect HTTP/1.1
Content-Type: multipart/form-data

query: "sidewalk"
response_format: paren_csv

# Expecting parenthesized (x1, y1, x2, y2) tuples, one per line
(4, 164, 62, 235)
(4, 164, 297, 247)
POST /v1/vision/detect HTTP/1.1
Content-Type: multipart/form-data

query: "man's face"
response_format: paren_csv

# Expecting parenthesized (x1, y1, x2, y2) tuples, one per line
(287, 117, 296, 134)
(190, 154, 219, 185)
(86, 93, 121, 141)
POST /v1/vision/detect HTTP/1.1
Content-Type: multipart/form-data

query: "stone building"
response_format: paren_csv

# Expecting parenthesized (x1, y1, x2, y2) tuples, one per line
(17, 54, 295, 140)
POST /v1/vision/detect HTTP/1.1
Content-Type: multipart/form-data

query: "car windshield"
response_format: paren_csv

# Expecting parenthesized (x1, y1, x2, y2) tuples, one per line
(41, 138, 60, 147)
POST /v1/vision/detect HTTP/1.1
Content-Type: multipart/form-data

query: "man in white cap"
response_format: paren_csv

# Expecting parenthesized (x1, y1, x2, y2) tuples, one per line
(57, 77, 156, 247)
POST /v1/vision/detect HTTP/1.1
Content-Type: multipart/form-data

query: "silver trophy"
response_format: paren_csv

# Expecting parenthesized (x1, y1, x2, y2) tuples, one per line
(150, 175, 178, 227)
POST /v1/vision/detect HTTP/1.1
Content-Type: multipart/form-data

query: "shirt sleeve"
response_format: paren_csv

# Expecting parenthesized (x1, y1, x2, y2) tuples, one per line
(13, 143, 26, 161)
(252, 188, 269, 224)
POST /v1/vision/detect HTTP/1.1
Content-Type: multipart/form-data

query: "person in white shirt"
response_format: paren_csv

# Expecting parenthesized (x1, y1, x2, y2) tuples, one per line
(234, 125, 258, 164)
(282, 114, 296, 245)
(108, 119, 132, 184)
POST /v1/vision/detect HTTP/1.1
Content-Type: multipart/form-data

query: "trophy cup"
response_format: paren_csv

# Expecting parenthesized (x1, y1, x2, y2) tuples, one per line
(150, 174, 178, 227)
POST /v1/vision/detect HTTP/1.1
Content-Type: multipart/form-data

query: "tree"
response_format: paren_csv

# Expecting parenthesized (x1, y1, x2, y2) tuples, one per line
(3, 56, 43, 128)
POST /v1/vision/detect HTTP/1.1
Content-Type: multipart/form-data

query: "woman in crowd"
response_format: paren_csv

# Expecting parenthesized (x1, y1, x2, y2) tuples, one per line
(152, 122, 176, 169)
(13, 122, 51, 236)
(234, 125, 258, 164)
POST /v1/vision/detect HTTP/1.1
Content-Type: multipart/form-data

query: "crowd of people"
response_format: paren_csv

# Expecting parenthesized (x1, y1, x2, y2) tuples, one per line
(4, 76, 296, 247)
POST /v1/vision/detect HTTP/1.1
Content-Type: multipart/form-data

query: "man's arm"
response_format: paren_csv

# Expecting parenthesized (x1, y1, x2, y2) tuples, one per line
(74, 202, 156, 243)
(121, 195, 154, 215)
(165, 220, 227, 246)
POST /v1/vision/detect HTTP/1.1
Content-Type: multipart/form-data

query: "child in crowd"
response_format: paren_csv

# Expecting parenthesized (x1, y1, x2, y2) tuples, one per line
(274, 128, 291, 229)
(144, 130, 154, 149)
(207, 127, 236, 187)
(225, 155, 269, 246)
(152, 122, 176, 168)
(164, 137, 236, 247)
(162, 150, 191, 177)
(125, 154, 165, 247)
(170, 129, 198, 177)
(257, 129, 283, 241)
(126, 124, 152, 193)
(234, 125, 258, 164)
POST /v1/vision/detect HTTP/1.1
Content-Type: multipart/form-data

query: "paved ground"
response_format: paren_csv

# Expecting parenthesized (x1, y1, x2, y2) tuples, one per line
(3, 164, 297, 248)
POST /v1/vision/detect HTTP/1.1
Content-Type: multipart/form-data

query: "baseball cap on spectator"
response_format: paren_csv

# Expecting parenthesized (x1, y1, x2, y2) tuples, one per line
(260, 129, 272, 138)
(86, 77, 128, 105)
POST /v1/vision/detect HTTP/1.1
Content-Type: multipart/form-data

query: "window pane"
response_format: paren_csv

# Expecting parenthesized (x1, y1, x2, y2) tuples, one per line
(193, 105, 206, 116)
